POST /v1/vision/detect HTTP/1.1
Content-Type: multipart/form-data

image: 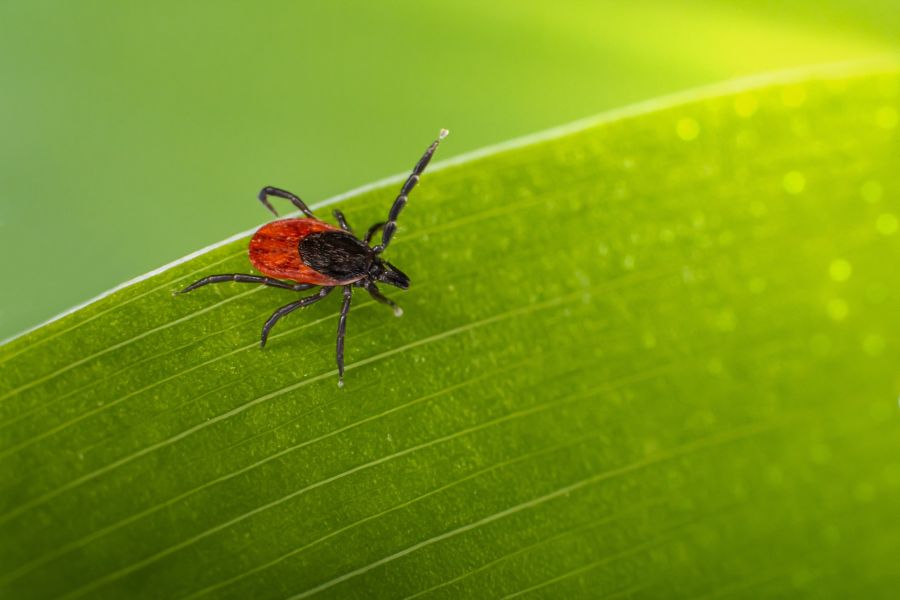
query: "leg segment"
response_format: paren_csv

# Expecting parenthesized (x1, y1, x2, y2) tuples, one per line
(179, 274, 314, 294)
(364, 221, 385, 245)
(333, 209, 353, 233)
(258, 186, 316, 218)
(336, 285, 353, 387)
(260, 286, 334, 347)
(372, 129, 448, 253)
(365, 281, 402, 316)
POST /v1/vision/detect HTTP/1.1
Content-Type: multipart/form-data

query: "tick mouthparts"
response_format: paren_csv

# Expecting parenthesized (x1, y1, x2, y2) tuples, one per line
(380, 261, 410, 289)
(382, 272, 410, 289)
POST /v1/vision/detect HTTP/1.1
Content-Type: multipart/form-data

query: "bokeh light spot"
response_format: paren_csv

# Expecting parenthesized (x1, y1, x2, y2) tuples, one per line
(783, 171, 806, 195)
(781, 85, 807, 107)
(876, 106, 898, 129)
(827, 298, 849, 321)
(734, 94, 759, 118)
(876, 213, 898, 235)
(860, 180, 883, 203)
(829, 259, 852, 282)
(676, 117, 700, 141)
(863, 334, 885, 357)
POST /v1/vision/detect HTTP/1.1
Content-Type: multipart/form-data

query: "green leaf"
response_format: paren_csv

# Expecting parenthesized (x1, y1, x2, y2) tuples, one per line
(2, 61, 899, 598)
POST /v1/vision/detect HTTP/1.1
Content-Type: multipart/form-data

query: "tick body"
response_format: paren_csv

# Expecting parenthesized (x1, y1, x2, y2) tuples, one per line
(180, 129, 448, 386)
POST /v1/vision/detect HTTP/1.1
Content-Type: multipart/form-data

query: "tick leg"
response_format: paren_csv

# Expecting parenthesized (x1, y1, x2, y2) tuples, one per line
(179, 274, 314, 294)
(333, 209, 353, 233)
(365, 281, 402, 316)
(258, 186, 316, 219)
(372, 129, 448, 254)
(364, 221, 385, 245)
(336, 285, 353, 387)
(260, 286, 334, 347)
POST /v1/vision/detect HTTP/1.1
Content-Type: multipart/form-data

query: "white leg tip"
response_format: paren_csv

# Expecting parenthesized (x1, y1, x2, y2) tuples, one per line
(439, 128, 449, 139)
(338, 378, 344, 388)
(393, 306, 404, 317)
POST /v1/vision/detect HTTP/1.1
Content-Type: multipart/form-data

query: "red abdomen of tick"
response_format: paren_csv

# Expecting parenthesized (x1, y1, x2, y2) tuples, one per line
(249, 218, 344, 285)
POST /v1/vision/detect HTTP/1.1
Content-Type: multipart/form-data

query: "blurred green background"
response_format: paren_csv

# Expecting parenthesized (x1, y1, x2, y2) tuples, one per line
(0, 0, 897, 341)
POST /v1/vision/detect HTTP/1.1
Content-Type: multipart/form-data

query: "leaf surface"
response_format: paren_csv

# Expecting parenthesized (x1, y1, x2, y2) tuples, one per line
(1, 63, 899, 598)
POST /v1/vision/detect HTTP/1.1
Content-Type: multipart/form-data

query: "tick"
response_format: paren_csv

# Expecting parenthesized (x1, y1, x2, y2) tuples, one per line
(179, 129, 449, 386)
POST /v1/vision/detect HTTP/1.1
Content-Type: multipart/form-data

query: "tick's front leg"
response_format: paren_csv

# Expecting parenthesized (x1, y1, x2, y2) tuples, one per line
(365, 281, 402, 316)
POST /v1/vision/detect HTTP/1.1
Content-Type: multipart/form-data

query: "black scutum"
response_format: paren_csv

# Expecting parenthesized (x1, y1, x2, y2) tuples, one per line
(299, 231, 371, 280)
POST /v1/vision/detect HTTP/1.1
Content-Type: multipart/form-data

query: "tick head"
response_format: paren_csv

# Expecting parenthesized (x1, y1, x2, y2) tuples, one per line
(371, 259, 410, 290)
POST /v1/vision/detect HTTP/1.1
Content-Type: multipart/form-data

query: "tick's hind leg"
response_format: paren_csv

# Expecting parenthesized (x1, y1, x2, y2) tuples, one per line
(336, 285, 353, 387)
(258, 186, 316, 218)
(333, 209, 353, 233)
(260, 286, 334, 347)
(365, 282, 402, 316)
(178, 274, 314, 294)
